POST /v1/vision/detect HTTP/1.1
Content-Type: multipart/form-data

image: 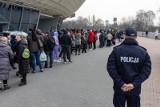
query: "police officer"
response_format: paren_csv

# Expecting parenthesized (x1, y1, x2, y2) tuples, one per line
(107, 27, 151, 107)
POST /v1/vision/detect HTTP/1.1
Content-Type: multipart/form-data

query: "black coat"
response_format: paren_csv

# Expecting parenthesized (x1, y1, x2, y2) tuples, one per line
(60, 34, 72, 46)
(43, 36, 55, 51)
(107, 38, 151, 95)
(15, 40, 30, 75)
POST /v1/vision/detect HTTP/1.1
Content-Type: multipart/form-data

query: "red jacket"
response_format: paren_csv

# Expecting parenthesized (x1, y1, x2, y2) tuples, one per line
(88, 31, 94, 42)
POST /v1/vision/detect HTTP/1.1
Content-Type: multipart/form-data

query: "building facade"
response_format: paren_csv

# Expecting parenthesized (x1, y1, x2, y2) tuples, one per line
(0, 2, 39, 32)
(0, 0, 85, 32)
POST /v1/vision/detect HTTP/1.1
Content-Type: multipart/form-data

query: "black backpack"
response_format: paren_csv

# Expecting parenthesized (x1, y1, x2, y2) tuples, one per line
(48, 36, 55, 49)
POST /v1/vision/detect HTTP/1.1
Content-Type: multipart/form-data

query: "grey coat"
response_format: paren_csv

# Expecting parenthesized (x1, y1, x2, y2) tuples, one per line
(0, 42, 13, 80)
(75, 33, 81, 45)
(27, 33, 40, 53)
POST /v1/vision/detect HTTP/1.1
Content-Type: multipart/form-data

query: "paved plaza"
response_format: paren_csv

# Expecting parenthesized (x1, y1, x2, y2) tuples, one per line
(0, 37, 160, 107)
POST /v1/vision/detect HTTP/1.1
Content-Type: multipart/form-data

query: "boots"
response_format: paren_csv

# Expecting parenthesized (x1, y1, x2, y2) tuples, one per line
(3, 84, 10, 90)
(18, 78, 27, 86)
(18, 82, 27, 86)
(16, 71, 19, 76)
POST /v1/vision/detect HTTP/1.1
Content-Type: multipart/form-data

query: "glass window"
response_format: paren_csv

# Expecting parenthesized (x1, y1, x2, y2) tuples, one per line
(21, 8, 31, 23)
(30, 10, 39, 24)
(20, 23, 29, 32)
(9, 22, 19, 31)
(10, 6, 22, 23)
(28, 24, 36, 30)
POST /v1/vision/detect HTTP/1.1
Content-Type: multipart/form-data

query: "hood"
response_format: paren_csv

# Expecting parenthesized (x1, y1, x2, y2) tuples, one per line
(52, 32, 58, 36)
(0, 42, 8, 47)
(19, 39, 28, 46)
(76, 33, 81, 36)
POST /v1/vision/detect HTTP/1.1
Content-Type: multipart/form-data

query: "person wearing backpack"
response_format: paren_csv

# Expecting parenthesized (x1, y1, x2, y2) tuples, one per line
(27, 28, 43, 73)
(15, 34, 30, 86)
(43, 32, 54, 68)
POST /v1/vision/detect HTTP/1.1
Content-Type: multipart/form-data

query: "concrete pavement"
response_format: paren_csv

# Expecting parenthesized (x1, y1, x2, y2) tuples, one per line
(0, 43, 114, 107)
(138, 37, 160, 107)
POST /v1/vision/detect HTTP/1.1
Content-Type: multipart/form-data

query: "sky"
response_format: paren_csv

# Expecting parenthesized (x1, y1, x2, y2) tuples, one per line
(70, 0, 160, 25)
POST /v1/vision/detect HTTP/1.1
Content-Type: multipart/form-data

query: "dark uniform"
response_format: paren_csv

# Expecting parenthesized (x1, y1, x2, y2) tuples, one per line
(107, 37, 151, 107)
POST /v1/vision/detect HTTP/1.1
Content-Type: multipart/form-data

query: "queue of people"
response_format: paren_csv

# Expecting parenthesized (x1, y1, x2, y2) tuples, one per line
(0, 26, 152, 107)
(99, 29, 124, 48)
(0, 28, 99, 90)
(0, 27, 125, 91)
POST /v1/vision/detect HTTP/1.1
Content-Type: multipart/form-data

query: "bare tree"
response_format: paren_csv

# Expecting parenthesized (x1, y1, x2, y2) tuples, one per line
(62, 16, 106, 30)
(135, 9, 156, 31)
(94, 18, 105, 29)
(119, 17, 136, 29)
(105, 20, 109, 29)
(157, 7, 160, 27)
(158, 17, 160, 27)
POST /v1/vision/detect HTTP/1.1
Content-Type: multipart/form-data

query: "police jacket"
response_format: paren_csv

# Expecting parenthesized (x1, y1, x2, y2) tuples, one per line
(107, 38, 151, 95)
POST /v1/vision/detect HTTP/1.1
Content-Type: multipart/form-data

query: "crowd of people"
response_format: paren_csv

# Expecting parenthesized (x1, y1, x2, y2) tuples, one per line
(0, 28, 92, 90)
(0, 26, 152, 107)
(0, 27, 124, 90)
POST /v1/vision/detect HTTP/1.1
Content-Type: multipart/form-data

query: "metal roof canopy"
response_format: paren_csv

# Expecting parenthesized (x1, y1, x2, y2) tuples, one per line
(0, 0, 86, 18)
(40, 13, 54, 19)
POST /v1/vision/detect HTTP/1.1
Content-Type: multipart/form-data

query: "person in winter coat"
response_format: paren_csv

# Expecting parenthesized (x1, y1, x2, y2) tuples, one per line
(43, 33, 54, 68)
(93, 30, 98, 50)
(106, 31, 113, 47)
(81, 31, 87, 53)
(107, 27, 151, 107)
(70, 30, 76, 54)
(0, 36, 13, 90)
(60, 29, 72, 63)
(15, 34, 30, 86)
(10, 34, 17, 52)
(88, 30, 94, 50)
(111, 30, 117, 45)
(99, 31, 105, 48)
(53, 32, 60, 62)
(36, 29, 44, 44)
(10, 35, 17, 69)
(75, 29, 81, 55)
(27, 28, 43, 73)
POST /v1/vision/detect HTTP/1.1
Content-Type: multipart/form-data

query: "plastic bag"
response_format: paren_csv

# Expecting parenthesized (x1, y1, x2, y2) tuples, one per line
(40, 51, 47, 62)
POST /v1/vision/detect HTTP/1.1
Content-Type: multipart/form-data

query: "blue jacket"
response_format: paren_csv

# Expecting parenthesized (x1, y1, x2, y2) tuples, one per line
(107, 38, 151, 95)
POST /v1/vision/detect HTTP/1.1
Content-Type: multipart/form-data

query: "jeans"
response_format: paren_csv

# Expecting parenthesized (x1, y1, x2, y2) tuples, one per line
(44, 50, 53, 67)
(88, 42, 92, 49)
(30, 52, 43, 71)
(54, 46, 59, 60)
